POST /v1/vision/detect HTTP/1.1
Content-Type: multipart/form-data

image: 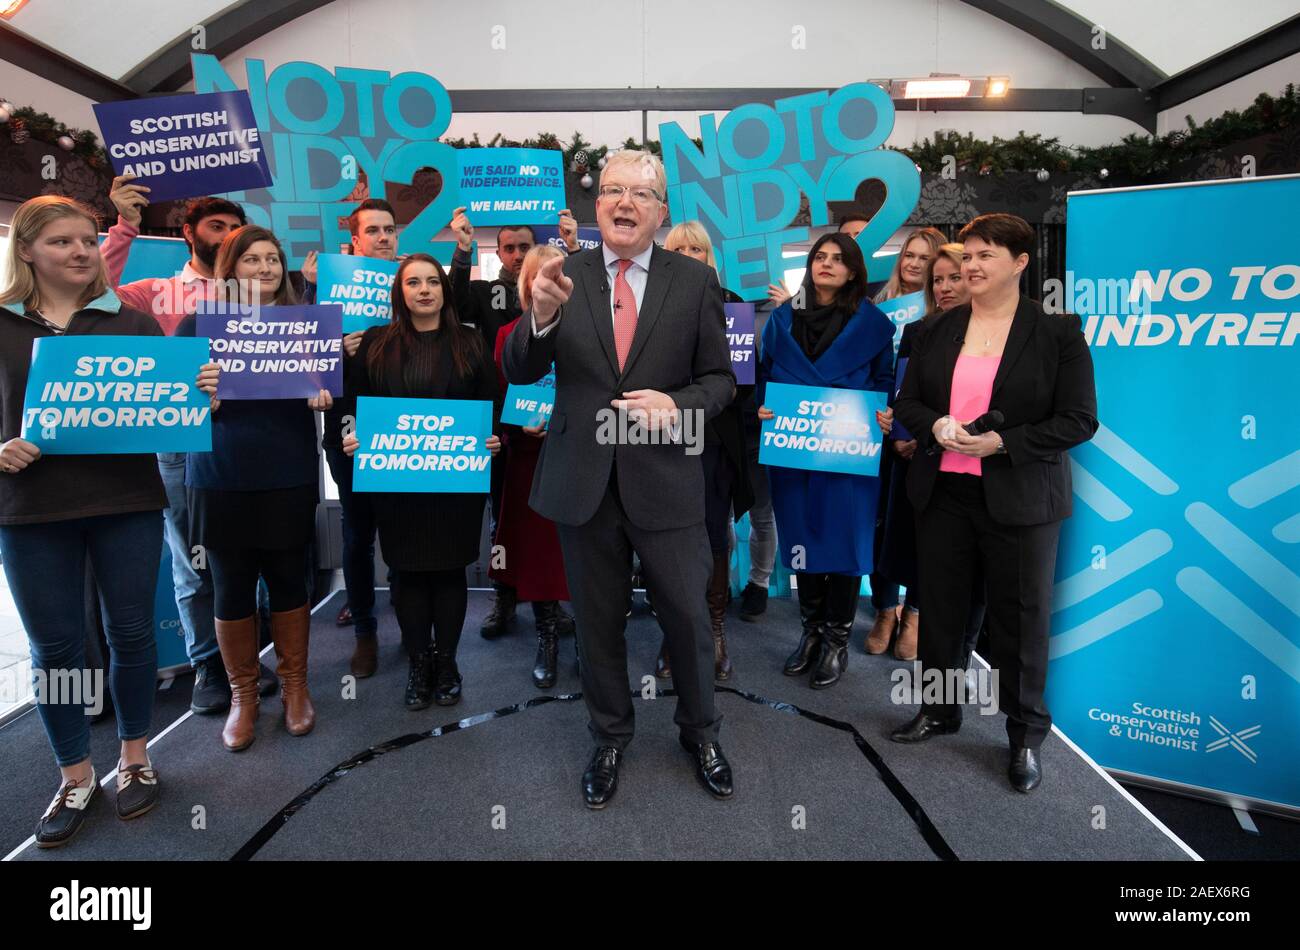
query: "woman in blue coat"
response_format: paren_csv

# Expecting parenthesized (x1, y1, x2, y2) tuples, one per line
(758, 233, 895, 688)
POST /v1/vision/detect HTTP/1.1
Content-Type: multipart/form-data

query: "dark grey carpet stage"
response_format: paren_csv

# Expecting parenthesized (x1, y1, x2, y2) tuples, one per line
(3, 590, 1192, 861)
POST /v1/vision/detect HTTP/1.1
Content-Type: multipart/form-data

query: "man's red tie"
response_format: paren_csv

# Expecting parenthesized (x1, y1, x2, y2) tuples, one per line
(613, 259, 638, 371)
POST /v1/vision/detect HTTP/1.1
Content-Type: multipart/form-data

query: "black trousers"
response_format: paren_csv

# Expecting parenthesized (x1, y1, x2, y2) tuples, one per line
(556, 467, 719, 751)
(392, 568, 468, 658)
(915, 472, 1060, 748)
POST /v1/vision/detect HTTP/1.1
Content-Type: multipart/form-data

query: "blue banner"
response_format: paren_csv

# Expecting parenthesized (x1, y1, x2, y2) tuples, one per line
(314, 253, 398, 333)
(658, 84, 920, 300)
(353, 396, 492, 493)
(93, 90, 272, 203)
(877, 290, 927, 354)
(1056, 175, 1300, 813)
(153, 541, 189, 672)
(456, 148, 565, 225)
(532, 224, 601, 251)
(725, 303, 756, 384)
(500, 369, 555, 427)
(21, 336, 212, 454)
(758, 381, 887, 477)
(198, 303, 343, 399)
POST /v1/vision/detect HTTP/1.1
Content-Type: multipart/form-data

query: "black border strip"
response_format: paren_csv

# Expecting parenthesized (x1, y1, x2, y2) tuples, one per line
(231, 687, 957, 861)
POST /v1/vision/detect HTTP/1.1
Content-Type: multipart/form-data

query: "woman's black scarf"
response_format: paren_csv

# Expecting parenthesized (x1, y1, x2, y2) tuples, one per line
(791, 298, 850, 361)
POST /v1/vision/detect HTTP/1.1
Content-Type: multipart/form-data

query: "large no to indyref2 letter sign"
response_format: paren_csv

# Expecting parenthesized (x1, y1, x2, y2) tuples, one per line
(659, 83, 921, 302)
(191, 53, 463, 269)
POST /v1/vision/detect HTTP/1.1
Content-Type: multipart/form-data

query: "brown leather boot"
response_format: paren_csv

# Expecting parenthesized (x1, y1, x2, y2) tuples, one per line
(894, 608, 920, 661)
(214, 616, 259, 751)
(707, 552, 733, 681)
(271, 605, 315, 736)
(350, 635, 378, 678)
(865, 606, 899, 655)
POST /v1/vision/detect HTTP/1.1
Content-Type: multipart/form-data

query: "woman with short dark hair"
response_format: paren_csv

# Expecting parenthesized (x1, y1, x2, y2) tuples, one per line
(758, 233, 896, 689)
(891, 213, 1098, 793)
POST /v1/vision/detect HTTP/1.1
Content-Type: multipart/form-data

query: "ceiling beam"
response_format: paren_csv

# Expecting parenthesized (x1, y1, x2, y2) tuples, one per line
(1152, 14, 1300, 110)
(958, 0, 1165, 90)
(0, 21, 135, 102)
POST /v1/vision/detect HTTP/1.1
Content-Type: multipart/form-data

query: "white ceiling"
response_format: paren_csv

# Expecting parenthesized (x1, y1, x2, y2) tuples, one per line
(2, 0, 1296, 84)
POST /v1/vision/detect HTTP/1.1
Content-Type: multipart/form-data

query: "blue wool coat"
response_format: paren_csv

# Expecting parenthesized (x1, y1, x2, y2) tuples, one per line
(759, 299, 896, 576)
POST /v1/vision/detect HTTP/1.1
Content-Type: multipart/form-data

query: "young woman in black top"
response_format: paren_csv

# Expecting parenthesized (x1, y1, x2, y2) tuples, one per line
(0, 196, 218, 845)
(343, 254, 501, 708)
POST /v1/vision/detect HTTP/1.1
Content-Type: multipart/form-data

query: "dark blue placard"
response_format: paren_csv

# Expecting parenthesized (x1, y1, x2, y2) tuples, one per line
(197, 303, 343, 399)
(93, 90, 272, 203)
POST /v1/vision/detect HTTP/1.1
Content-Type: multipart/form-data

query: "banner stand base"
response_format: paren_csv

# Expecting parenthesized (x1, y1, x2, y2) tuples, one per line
(1107, 767, 1300, 824)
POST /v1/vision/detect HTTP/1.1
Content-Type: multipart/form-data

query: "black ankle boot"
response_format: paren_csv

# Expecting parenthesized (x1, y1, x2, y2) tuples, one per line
(532, 601, 560, 689)
(434, 652, 462, 706)
(784, 572, 829, 676)
(811, 574, 860, 689)
(404, 649, 434, 710)
(480, 583, 517, 639)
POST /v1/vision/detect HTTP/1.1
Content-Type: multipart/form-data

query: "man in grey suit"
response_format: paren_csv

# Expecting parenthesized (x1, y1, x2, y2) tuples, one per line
(503, 149, 736, 808)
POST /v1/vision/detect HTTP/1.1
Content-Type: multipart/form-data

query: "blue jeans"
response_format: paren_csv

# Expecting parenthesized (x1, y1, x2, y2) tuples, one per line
(325, 446, 377, 635)
(158, 453, 217, 665)
(0, 510, 162, 766)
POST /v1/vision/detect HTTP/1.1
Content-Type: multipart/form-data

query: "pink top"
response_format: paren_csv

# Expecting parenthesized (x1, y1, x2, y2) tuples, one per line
(100, 216, 216, 335)
(940, 354, 1001, 476)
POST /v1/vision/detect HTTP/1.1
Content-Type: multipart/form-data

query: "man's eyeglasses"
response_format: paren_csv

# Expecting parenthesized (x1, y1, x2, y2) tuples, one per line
(598, 184, 663, 205)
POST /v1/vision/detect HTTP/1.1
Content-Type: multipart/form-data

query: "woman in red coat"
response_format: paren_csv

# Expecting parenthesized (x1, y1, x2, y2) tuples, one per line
(492, 245, 573, 688)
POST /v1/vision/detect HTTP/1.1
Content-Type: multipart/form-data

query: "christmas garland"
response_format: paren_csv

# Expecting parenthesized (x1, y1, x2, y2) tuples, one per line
(0, 101, 109, 165)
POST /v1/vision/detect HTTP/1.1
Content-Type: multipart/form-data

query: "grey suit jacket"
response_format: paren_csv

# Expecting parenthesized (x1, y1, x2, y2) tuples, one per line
(503, 244, 735, 529)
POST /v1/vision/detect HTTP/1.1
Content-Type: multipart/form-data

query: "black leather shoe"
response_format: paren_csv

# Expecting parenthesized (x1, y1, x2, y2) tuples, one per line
(1008, 746, 1042, 793)
(582, 746, 621, 809)
(679, 736, 734, 799)
(738, 582, 768, 621)
(890, 710, 962, 743)
(190, 656, 230, 715)
(404, 649, 434, 710)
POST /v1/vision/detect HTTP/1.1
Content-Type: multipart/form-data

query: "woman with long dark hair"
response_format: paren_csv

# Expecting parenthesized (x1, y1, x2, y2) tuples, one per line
(757, 233, 895, 689)
(343, 254, 501, 708)
(176, 224, 331, 752)
(0, 196, 217, 844)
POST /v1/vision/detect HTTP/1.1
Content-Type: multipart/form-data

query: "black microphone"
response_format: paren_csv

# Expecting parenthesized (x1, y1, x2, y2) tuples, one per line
(926, 409, 1005, 456)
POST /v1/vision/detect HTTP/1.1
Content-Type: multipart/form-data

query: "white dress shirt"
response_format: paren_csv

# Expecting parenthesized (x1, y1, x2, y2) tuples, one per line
(531, 242, 654, 338)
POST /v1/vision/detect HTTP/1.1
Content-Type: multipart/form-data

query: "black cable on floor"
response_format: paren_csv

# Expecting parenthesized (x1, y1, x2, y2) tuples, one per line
(230, 687, 958, 861)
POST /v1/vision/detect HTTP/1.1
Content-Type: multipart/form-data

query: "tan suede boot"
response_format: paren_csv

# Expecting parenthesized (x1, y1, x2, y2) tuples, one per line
(865, 606, 899, 655)
(894, 608, 920, 661)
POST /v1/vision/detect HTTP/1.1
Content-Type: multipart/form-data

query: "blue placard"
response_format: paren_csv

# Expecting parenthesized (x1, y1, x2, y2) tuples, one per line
(314, 253, 398, 334)
(725, 303, 756, 384)
(93, 90, 271, 203)
(457, 148, 565, 225)
(531, 224, 601, 251)
(500, 369, 555, 427)
(353, 396, 492, 493)
(877, 290, 927, 354)
(1055, 175, 1300, 812)
(198, 303, 343, 399)
(758, 381, 886, 477)
(153, 541, 189, 672)
(21, 336, 212, 453)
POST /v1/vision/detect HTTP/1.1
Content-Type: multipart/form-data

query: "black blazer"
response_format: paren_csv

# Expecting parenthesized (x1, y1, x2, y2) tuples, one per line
(894, 296, 1098, 526)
